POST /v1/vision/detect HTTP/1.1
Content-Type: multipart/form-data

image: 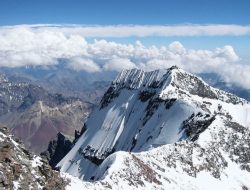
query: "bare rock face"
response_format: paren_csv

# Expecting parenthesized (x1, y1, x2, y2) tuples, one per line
(41, 124, 88, 168)
(0, 126, 68, 190)
(41, 133, 74, 169)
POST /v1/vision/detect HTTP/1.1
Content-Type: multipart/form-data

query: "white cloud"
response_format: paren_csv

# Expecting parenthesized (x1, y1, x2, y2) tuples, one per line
(215, 45, 240, 62)
(67, 57, 101, 73)
(2, 24, 250, 37)
(168, 41, 186, 54)
(220, 63, 250, 89)
(0, 27, 88, 67)
(103, 58, 137, 72)
(0, 25, 250, 89)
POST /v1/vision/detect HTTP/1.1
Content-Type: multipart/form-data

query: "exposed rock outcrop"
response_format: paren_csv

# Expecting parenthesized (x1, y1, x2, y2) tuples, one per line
(0, 126, 68, 190)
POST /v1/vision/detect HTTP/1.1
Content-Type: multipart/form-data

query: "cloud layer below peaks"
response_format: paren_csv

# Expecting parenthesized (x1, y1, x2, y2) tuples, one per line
(0, 25, 249, 89)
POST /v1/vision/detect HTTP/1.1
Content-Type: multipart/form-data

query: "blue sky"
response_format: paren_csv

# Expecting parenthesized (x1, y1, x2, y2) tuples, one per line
(0, 0, 250, 25)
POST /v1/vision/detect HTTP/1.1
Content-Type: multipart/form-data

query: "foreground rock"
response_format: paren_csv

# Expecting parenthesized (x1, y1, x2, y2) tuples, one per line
(0, 126, 68, 190)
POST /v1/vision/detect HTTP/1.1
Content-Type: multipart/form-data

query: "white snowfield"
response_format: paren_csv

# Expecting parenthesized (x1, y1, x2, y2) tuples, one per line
(58, 66, 250, 189)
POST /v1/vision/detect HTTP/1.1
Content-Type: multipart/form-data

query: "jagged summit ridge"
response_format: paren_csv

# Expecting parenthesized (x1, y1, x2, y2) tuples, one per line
(101, 66, 244, 109)
(111, 66, 179, 90)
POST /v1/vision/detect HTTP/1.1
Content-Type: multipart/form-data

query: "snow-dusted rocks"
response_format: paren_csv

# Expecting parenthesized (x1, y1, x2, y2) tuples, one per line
(0, 126, 68, 190)
(58, 66, 250, 189)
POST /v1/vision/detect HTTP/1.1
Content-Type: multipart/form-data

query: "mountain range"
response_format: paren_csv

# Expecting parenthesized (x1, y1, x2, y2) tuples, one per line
(0, 74, 93, 153)
(0, 66, 249, 189)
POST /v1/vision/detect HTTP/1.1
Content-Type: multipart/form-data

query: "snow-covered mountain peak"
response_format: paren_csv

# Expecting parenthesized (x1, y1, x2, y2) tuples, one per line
(58, 67, 250, 188)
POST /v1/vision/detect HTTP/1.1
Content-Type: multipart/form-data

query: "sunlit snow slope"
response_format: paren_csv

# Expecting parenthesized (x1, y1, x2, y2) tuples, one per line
(58, 66, 250, 189)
